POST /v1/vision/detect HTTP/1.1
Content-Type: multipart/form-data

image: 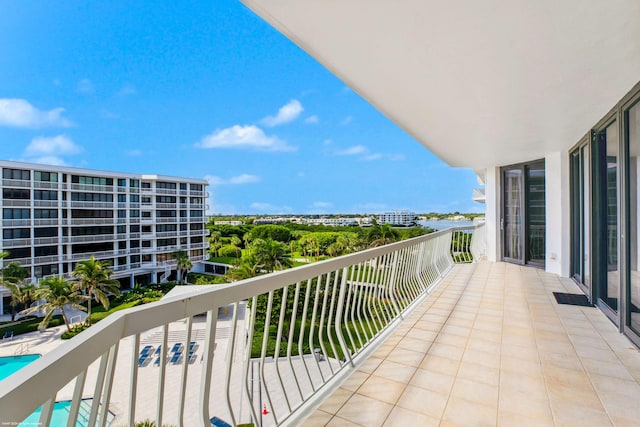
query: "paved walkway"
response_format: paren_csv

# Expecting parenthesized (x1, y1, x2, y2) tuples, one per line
(304, 262, 640, 427)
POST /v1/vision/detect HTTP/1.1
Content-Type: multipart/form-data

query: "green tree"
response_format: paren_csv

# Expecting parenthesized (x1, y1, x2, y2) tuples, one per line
(71, 256, 120, 326)
(248, 225, 292, 243)
(173, 250, 193, 283)
(250, 238, 292, 273)
(230, 235, 242, 257)
(367, 222, 400, 247)
(226, 254, 262, 281)
(2, 262, 31, 321)
(208, 230, 223, 258)
(24, 276, 86, 333)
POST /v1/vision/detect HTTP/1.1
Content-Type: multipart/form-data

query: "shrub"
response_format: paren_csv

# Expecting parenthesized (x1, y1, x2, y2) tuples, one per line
(217, 244, 240, 258)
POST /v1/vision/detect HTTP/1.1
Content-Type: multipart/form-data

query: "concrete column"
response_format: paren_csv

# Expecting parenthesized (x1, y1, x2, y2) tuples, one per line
(130, 273, 135, 289)
(484, 166, 501, 262)
(545, 151, 571, 277)
(151, 271, 158, 284)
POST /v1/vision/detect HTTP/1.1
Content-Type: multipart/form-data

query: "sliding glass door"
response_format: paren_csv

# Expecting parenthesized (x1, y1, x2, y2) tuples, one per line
(626, 99, 640, 335)
(594, 121, 619, 314)
(570, 141, 591, 296)
(502, 160, 545, 267)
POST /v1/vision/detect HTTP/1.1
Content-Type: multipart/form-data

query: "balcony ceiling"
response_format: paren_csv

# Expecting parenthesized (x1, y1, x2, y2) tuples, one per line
(240, 0, 640, 168)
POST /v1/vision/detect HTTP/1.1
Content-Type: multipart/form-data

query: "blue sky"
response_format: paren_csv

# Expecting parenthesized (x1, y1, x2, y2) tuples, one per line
(0, 1, 482, 215)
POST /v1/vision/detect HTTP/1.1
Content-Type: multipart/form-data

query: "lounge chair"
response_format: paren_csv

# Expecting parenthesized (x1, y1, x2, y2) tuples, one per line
(140, 345, 154, 356)
(2, 331, 13, 341)
(169, 350, 183, 365)
(138, 353, 150, 367)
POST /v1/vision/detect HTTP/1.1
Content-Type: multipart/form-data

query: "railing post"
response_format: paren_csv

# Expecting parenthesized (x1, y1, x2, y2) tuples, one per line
(387, 250, 403, 319)
(335, 267, 354, 367)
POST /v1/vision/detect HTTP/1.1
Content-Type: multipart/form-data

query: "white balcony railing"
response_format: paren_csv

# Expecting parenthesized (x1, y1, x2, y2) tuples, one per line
(0, 225, 485, 427)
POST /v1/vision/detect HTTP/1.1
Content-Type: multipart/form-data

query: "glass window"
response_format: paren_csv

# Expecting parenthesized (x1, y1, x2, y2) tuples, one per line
(628, 101, 640, 333)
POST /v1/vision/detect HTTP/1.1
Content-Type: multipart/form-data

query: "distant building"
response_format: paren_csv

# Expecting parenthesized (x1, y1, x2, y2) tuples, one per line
(378, 210, 418, 227)
(0, 160, 209, 315)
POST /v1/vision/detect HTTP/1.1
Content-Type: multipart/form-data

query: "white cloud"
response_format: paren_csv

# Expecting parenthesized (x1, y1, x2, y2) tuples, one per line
(362, 153, 383, 161)
(117, 83, 137, 96)
(196, 125, 296, 152)
(261, 99, 303, 127)
(29, 156, 68, 166)
(340, 115, 354, 126)
(334, 144, 404, 162)
(304, 115, 319, 124)
(0, 99, 72, 128)
(76, 79, 95, 94)
(205, 173, 260, 186)
(336, 145, 367, 156)
(22, 135, 83, 166)
(24, 135, 82, 157)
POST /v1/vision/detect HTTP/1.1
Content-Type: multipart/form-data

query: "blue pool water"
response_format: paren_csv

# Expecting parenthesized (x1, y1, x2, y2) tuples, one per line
(0, 354, 41, 381)
(0, 355, 87, 426)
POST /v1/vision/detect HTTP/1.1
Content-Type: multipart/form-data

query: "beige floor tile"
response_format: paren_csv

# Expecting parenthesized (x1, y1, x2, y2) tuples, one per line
(580, 357, 634, 380)
(497, 409, 554, 427)
(373, 359, 417, 383)
(397, 336, 433, 353)
(303, 409, 334, 427)
(442, 396, 497, 427)
(318, 387, 354, 414)
(340, 370, 369, 392)
(396, 384, 449, 419)
(325, 415, 362, 427)
(357, 356, 383, 374)
(429, 342, 466, 361)
(335, 393, 394, 426)
(357, 374, 406, 405)
(456, 361, 499, 386)
(550, 403, 614, 427)
(466, 337, 501, 355)
(461, 348, 501, 370)
(435, 332, 469, 347)
(382, 405, 440, 427)
(409, 368, 455, 394)
(450, 377, 498, 407)
(501, 356, 543, 378)
(385, 347, 425, 367)
(420, 354, 460, 376)
(539, 350, 584, 371)
(588, 372, 640, 395)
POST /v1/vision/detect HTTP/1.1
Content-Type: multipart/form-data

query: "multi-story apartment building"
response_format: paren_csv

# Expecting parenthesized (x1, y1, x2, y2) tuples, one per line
(0, 160, 209, 315)
(378, 210, 417, 227)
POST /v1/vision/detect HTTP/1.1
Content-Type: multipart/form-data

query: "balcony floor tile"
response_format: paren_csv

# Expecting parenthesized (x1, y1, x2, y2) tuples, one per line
(305, 261, 640, 426)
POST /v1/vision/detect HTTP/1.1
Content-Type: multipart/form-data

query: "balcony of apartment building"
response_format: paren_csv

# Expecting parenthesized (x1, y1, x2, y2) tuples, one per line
(3, 224, 640, 427)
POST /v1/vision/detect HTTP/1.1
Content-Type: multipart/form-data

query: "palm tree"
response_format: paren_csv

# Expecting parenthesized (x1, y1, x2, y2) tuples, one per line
(24, 276, 86, 333)
(250, 238, 292, 273)
(367, 223, 400, 247)
(226, 255, 261, 281)
(208, 231, 222, 258)
(230, 235, 242, 258)
(72, 256, 120, 326)
(2, 262, 31, 321)
(172, 250, 192, 283)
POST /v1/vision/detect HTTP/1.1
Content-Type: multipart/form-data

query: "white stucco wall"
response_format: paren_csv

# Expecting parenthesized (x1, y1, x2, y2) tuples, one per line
(484, 166, 500, 262)
(545, 152, 571, 277)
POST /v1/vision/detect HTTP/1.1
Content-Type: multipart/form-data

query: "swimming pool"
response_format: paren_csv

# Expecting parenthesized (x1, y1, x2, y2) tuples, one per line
(0, 354, 41, 382)
(0, 355, 93, 426)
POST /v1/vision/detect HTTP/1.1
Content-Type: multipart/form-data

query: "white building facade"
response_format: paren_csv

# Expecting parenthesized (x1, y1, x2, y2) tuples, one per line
(378, 210, 417, 227)
(0, 160, 209, 315)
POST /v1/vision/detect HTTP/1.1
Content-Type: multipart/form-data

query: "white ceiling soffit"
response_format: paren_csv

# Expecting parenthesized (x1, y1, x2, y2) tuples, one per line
(240, 0, 640, 168)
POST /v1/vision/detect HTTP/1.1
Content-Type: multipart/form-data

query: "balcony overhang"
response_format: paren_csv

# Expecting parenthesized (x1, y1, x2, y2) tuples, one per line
(240, 0, 640, 168)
